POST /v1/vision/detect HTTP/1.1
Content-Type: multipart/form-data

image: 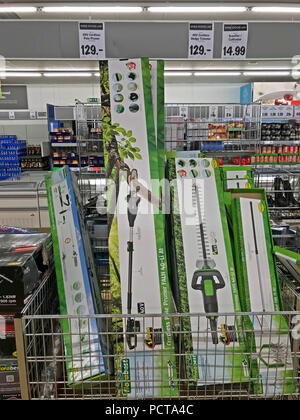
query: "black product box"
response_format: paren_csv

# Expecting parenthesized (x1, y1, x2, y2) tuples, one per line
(0, 233, 53, 313)
(0, 360, 20, 400)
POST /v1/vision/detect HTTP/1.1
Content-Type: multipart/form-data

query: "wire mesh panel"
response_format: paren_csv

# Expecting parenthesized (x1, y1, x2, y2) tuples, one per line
(253, 167, 300, 252)
(18, 274, 300, 400)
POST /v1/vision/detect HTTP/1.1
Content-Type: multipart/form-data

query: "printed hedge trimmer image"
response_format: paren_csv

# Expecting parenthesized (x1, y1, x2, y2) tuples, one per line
(126, 169, 141, 350)
(191, 179, 225, 345)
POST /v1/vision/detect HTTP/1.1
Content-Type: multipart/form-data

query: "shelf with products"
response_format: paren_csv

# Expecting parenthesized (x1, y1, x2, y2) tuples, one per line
(0, 135, 26, 180)
(47, 103, 104, 171)
(164, 103, 261, 159)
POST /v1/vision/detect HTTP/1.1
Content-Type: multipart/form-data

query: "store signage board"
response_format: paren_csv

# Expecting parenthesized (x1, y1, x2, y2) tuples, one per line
(262, 105, 294, 119)
(188, 23, 214, 59)
(78, 22, 106, 59)
(294, 105, 300, 118)
(0, 85, 28, 110)
(222, 23, 248, 59)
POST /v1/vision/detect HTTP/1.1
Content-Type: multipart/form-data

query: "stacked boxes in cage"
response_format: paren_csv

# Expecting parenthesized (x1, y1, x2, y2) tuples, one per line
(166, 156, 296, 396)
(0, 136, 26, 179)
(0, 232, 53, 400)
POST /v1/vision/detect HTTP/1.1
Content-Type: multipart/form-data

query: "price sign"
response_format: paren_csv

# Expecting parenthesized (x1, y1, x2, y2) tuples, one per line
(222, 23, 248, 59)
(294, 105, 300, 118)
(188, 23, 214, 60)
(78, 22, 105, 59)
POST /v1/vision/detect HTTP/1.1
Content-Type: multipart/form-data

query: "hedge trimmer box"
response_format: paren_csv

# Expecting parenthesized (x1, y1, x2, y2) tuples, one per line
(167, 156, 250, 387)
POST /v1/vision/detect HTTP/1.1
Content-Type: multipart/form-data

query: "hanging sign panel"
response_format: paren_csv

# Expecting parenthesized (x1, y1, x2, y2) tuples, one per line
(188, 22, 214, 59)
(78, 22, 106, 59)
(221, 23, 248, 59)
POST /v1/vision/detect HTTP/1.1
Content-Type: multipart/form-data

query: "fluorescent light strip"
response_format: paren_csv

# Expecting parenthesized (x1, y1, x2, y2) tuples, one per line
(164, 72, 192, 76)
(243, 71, 290, 76)
(0, 7, 37, 13)
(194, 71, 241, 76)
(0, 72, 42, 77)
(252, 7, 300, 13)
(43, 6, 143, 13)
(148, 6, 247, 13)
(43, 72, 92, 77)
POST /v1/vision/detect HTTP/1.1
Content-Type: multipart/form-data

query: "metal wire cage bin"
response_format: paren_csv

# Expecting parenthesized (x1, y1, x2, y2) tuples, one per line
(14, 271, 300, 400)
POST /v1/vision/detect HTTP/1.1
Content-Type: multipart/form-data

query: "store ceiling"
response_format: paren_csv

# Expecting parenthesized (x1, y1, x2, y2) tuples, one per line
(2, 2, 300, 84)
(2, 2, 300, 21)
(2, 58, 300, 84)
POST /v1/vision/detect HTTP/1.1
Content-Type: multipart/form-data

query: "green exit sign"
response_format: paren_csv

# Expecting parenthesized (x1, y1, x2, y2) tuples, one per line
(88, 97, 100, 103)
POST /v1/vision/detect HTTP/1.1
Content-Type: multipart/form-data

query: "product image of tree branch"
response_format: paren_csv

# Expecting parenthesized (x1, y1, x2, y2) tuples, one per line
(102, 113, 143, 235)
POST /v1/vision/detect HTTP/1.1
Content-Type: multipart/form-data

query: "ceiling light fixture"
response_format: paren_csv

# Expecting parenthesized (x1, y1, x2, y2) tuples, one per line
(0, 7, 37, 13)
(243, 71, 291, 76)
(164, 71, 193, 76)
(252, 7, 300, 13)
(43, 72, 92, 77)
(0, 72, 42, 77)
(148, 6, 247, 13)
(194, 71, 242, 76)
(43, 6, 143, 13)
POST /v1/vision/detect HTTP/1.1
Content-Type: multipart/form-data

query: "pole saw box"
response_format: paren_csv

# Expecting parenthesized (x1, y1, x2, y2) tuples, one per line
(231, 192, 296, 395)
(100, 58, 178, 398)
(167, 155, 250, 387)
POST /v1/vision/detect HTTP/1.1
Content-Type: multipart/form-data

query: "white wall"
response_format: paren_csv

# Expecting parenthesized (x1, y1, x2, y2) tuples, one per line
(0, 81, 242, 144)
(165, 82, 243, 103)
(24, 82, 242, 109)
(27, 83, 101, 111)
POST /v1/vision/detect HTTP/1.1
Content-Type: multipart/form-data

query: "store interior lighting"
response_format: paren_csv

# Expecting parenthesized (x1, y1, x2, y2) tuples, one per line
(2, 4, 300, 15)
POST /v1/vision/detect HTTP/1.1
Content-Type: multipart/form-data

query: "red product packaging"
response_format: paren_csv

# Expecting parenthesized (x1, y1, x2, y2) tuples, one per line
(232, 157, 240, 165)
(264, 155, 270, 163)
(297, 155, 300, 163)
(218, 158, 223, 166)
(251, 155, 256, 164)
(271, 146, 276, 154)
(277, 146, 283, 154)
(292, 155, 297, 163)
(283, 146, 291, 154)
(279, 155, 284, 163)
(273, 155, 278, 163)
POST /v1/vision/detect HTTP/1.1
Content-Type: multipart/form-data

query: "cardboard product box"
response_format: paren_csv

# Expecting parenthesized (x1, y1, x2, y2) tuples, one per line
(45, 167, 110, 385)
(0, 360, 20, 400)
(166, 156, 250, 387)
(231, 194, 296, 395)
(221, 166, 254, 190)
(100, 58, 178, 398)
(0, 233, 52, 314)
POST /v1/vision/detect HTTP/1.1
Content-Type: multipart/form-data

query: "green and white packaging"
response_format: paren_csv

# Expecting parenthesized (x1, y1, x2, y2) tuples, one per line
(167, 156, 249, 387)
(231, 196, 295, 395)
(45, 167, 109, 384)
(221, 166, 254, 190)
(100, 58, 178, 398)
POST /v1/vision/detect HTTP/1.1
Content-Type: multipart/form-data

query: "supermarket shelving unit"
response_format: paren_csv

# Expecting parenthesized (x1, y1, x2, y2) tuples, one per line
(164, 103, 261, 164)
